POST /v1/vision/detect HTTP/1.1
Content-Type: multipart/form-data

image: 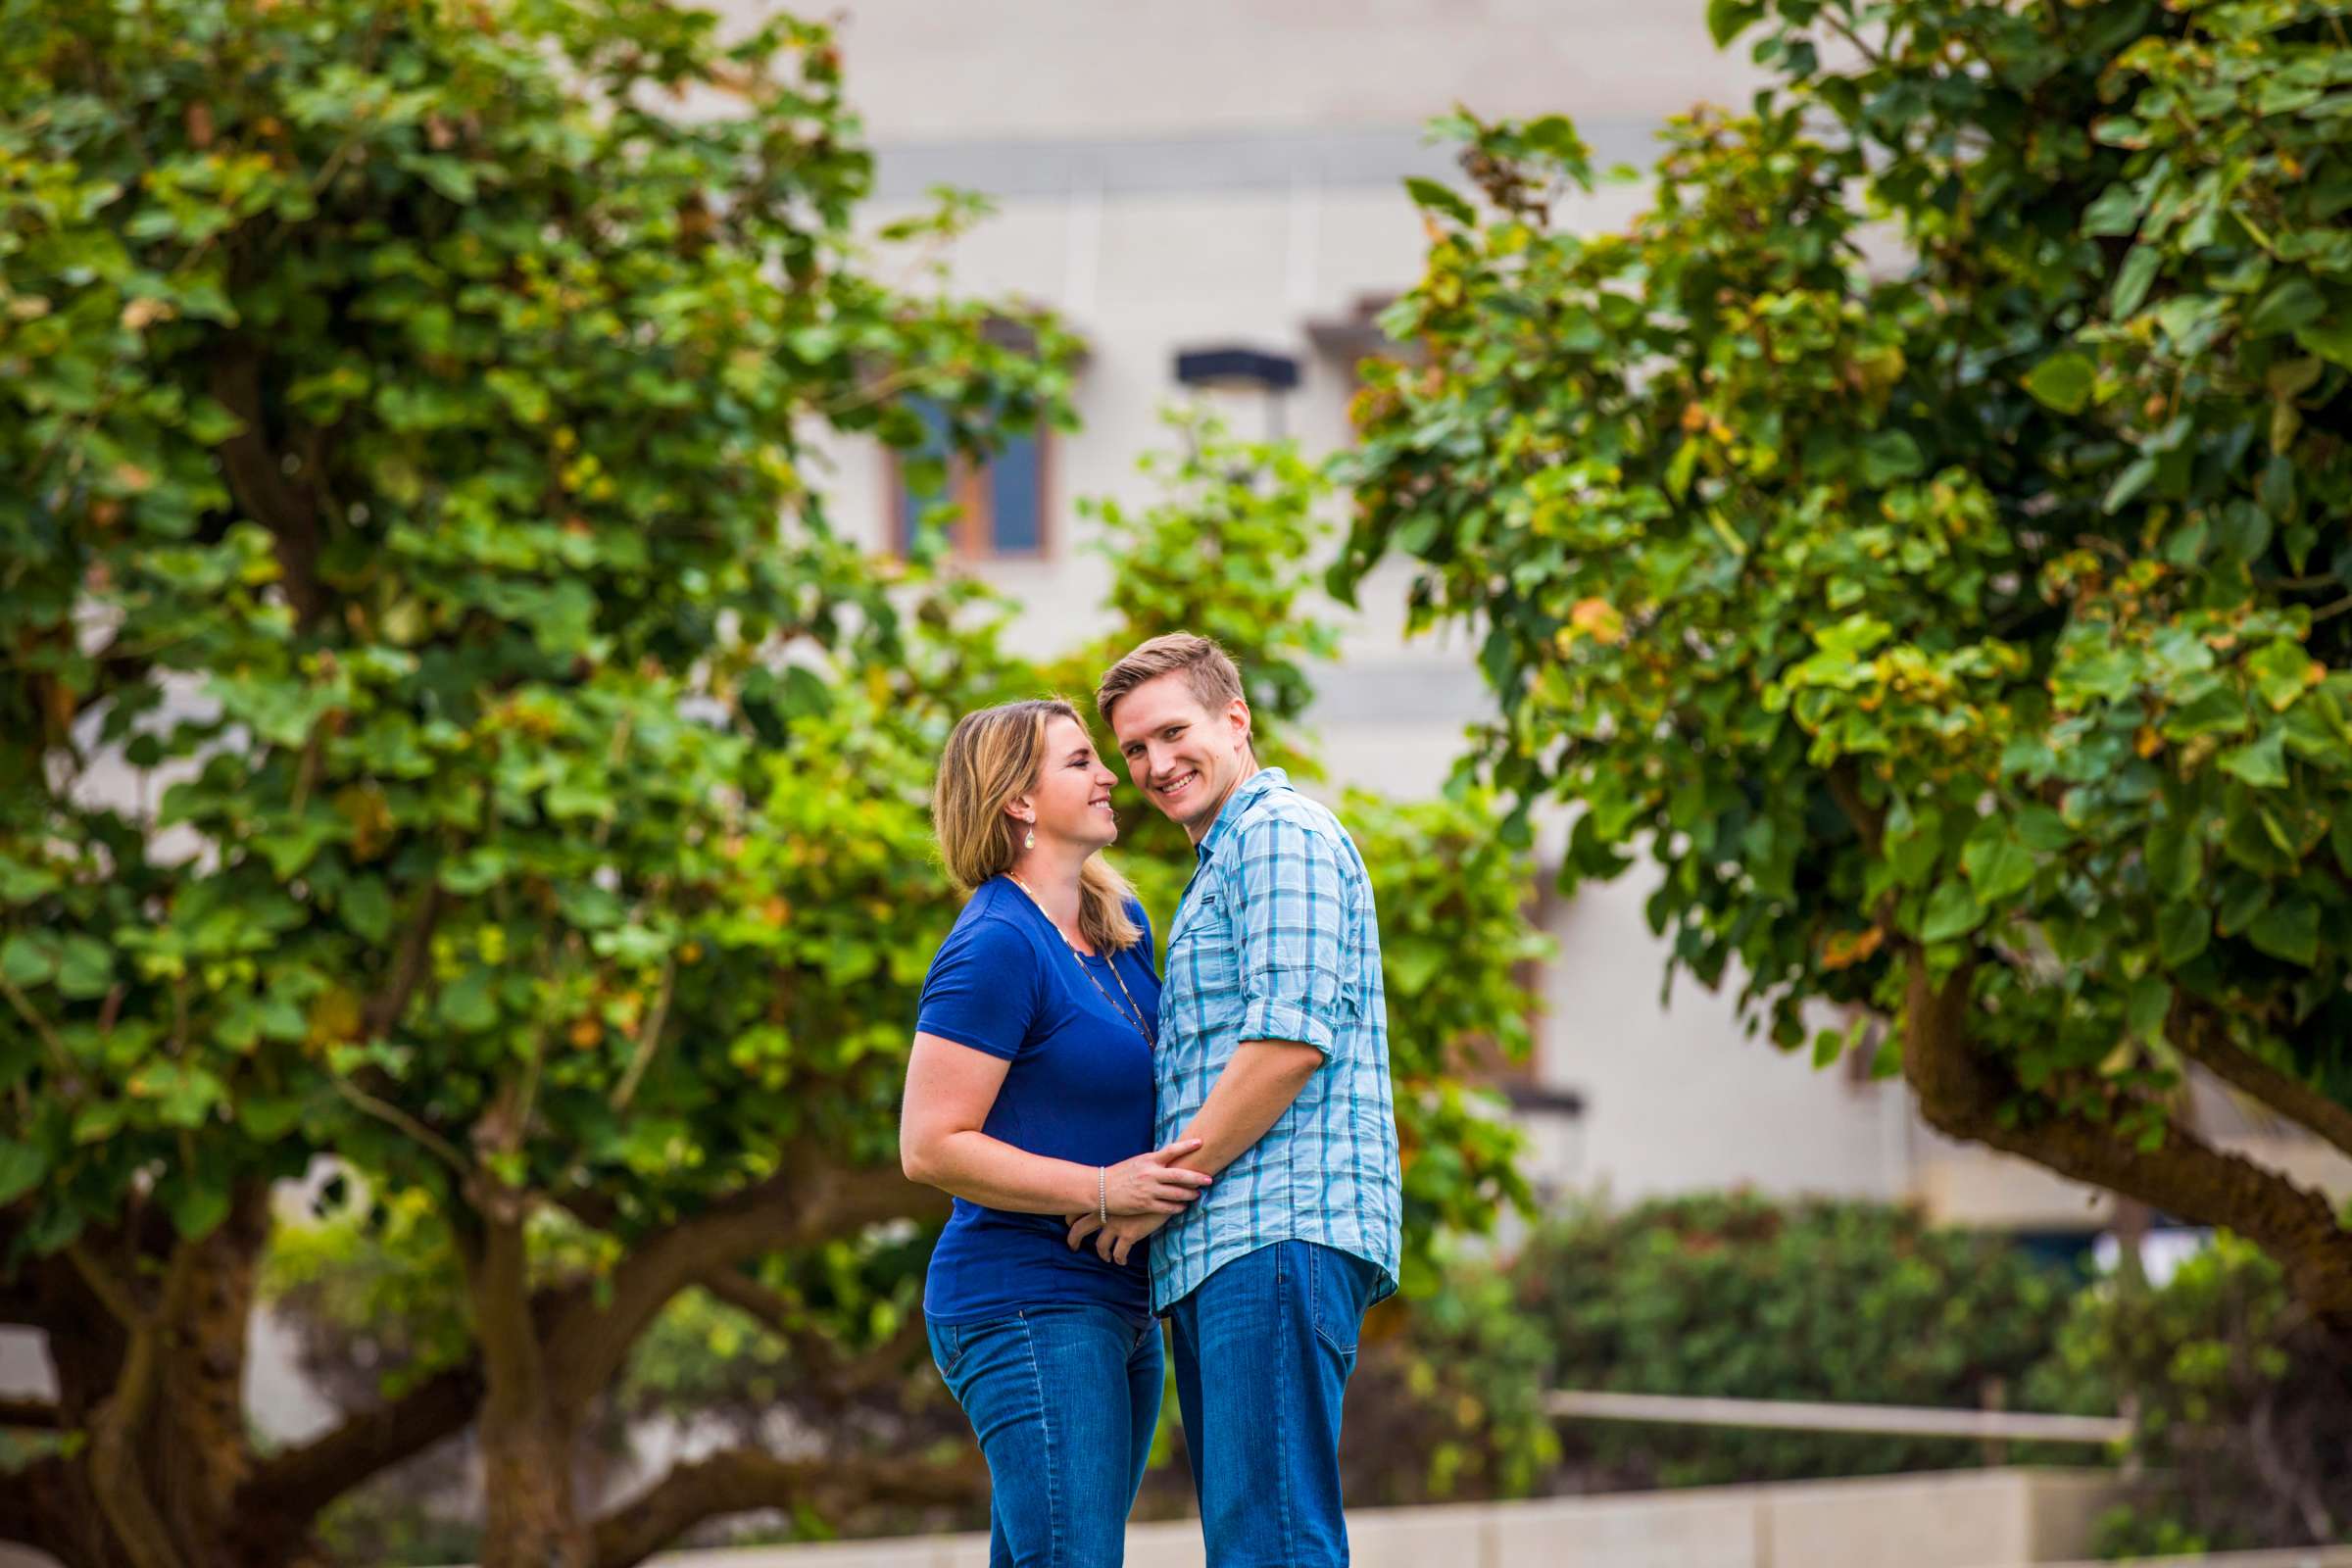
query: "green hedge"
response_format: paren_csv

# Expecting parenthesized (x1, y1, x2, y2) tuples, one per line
(2029, 1232, 2352, 1556)
(1519, 1194, 2084, 1489)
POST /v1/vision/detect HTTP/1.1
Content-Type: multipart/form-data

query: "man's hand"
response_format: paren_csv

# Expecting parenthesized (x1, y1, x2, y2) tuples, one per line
(1065, 1209, 1166, 1266)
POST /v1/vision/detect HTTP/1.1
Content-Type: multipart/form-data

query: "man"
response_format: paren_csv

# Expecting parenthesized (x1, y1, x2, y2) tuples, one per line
(1069, 631, 1401, 1567)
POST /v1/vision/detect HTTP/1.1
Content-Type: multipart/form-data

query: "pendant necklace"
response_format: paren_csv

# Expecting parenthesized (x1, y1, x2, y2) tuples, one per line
(1007, 872, 1155, 1047)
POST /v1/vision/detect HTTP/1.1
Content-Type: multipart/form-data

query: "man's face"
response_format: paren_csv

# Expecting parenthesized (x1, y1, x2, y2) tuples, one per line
(1108, 672, 1254, 844)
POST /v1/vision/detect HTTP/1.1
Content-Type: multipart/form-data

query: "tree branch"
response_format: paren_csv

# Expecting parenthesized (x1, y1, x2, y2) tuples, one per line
(325, 1070, 472, 1177)
(591, 1447, 985, 1568)
(239, 1169, 946, 1533)
(608, 955, 677, 1113)
(84, 1314, 186, 1568)
(365, 885, 445, 1039)
(2173, 1004, 2352, 1164)
(65, 1242, 144, 1329)
(1903, 952, 2352, 1320)
(0, 1396, 59, 1429)
(696, 1268, 929, 1409)
(237, 1360, 486, 1525)
(545, 1162, 945, 1420)
(211, 345, 325, 630)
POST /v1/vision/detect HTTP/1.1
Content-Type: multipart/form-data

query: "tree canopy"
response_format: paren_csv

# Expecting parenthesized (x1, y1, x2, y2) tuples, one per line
(1340, 0, 2352, 1329)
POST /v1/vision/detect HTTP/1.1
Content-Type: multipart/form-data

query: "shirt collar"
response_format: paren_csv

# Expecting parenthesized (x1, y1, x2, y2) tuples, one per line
(1194, 766, 1285, 865)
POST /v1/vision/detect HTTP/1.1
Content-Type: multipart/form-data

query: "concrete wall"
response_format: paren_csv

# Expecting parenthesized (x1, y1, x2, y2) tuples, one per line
(618, 1469, 2124, 1568)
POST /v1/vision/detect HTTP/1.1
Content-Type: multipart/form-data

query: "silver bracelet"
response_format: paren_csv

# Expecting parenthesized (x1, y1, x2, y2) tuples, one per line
(1098, 1165, 1107, 1227)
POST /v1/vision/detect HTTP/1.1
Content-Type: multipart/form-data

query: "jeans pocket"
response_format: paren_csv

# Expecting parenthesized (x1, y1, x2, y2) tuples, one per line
(928, 1319, 965, 1380)
(1306, 1246, 1363, 1360)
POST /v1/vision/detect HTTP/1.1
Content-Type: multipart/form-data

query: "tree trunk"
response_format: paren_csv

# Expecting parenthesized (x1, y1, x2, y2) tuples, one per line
(1900, 952, 2352, 1335)
(8, 1190, 281, 1568)
(470, 1197, 592, 1568)
(152, 1185, 272, 1552)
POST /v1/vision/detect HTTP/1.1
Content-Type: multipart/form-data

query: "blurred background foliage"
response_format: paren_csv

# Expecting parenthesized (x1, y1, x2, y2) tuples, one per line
(266, 1188, 2352, 1559)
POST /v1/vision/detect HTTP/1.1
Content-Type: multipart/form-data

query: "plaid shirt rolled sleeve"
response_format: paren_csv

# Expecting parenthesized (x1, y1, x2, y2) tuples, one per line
(1235, 815, 1347, 1055)
(1149, 768, 1402, 1314)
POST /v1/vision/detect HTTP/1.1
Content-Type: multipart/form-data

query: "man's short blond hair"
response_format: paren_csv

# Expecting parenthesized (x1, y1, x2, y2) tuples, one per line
(1095, 632, 1245, 726)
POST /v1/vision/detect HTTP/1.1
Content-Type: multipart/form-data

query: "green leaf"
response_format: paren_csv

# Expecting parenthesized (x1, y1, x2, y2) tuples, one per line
(2023, 351, 2096, 415)
(2294, 318, 2352, 369)
(167, 1181, 231, 1242)
(2081, 184, 2144, 238)
(2145, 822, 2200, 903)
(2220, 729, 2288, 789)
(439, 849, 509, 896)
(1919, 880, 1983, 943)
(1706, 0, 1764, 48)
(2217, 876, 2271, 938)
(0, 933, 60, 989)
(2111, 245, 2161, 318)
(343, 877, 395, 945)
(2245, 278, 2325, 338)
(2247, 898, 2319, 966)
(2014, 806, 2073, 853)
(1961, 833, 2036, 904)
(1858, 430, 1925, 486)
(2267, 356, 2325, 401)
(0, 1140, 49, 1206)
(438, 967, 498, 1032)
(1403, 177, 1477, 227)
(237, 1097, 307, 1142)
(2157, 903, 2211, 968)
(2248, 638, 2317, 711)
(2102, 456, 2158, 514)
(1887, 806, 1945, 889)
(403, 155, 479, 203)
(73, 1099, 125, 1146)
(55, 935, 113, 1000)
(1522, 115, 1588, 165)
(1388, 939, 1446, 997)
(2125, 974, 2171, 1043)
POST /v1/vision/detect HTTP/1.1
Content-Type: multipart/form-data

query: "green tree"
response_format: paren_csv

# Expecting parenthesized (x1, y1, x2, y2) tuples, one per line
(0, 2, 1070, 1564)
(0, 9, 1544, 1545)
(1338, 0, 2352, 1332)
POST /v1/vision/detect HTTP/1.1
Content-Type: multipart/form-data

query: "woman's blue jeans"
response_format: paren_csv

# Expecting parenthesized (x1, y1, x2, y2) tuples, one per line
(928, 1303, 1163, 1567)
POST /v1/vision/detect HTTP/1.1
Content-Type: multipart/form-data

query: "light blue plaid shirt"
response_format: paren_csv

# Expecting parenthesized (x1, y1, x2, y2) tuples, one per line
(1149, 767, 1401, 1314)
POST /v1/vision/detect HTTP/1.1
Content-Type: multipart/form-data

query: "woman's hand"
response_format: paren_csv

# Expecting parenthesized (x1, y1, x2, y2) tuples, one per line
(1065, 1209, 1165, 1267)
(1077, 1212, 1166, 1269)
(1101, 1137, 1211, 1216)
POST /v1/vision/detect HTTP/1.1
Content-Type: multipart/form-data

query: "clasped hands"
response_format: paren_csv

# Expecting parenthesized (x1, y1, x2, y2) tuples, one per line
(1065, 1136, 1208, 1267)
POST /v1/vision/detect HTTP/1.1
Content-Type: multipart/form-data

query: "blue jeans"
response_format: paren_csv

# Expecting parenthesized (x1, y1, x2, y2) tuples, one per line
(927, 1304, 1163, 1567)
(1167, 1241, 1384, 1568)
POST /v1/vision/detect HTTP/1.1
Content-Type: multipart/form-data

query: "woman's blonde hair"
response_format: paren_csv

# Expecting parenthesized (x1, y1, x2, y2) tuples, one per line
(932, 698, 1143, 954)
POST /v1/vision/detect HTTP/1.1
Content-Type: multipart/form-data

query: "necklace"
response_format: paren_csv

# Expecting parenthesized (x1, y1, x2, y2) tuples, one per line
(1006, 873, 1155, 1047)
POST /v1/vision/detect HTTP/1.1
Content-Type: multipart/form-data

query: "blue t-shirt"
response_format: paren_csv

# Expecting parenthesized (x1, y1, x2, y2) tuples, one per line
(916, 877, 1162, 1325)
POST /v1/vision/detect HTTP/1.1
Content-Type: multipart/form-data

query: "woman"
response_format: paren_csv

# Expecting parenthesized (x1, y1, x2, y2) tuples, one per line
(901, 698, 1208, 1567)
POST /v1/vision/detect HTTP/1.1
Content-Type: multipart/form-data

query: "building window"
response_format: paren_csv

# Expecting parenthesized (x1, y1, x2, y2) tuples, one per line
(889, 399, 1051, 560)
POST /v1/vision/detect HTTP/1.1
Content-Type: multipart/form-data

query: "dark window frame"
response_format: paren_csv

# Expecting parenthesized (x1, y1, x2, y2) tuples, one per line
(884, 412, 1054, 563)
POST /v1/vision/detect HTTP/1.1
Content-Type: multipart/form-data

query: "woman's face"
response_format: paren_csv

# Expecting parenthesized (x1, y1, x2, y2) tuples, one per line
(1017, 714, 1121, 855)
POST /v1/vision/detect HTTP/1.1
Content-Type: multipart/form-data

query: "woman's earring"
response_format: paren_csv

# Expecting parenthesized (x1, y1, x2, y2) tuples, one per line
(1024, 825, 1036, 851)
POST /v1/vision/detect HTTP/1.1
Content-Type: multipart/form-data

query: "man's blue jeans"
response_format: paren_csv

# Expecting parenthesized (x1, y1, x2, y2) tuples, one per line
(927, 1303, 1163, 1567)
(1167, 1240, 1385, 1567)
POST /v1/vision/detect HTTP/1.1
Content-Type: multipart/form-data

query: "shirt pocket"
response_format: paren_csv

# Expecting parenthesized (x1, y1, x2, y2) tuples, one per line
(1164, 903, 1242, 1018)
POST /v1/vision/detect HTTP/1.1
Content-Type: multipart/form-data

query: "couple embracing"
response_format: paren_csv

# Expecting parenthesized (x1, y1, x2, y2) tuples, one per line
(899, 632, 1400, 1568)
